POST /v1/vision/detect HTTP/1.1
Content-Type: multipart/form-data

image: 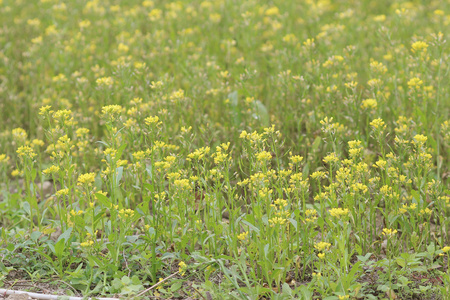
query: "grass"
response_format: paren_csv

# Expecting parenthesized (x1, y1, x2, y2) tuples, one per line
(0, 0, 449, 299)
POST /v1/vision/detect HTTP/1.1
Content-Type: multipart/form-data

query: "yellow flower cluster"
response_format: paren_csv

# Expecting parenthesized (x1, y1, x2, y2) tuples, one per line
(314, 241, 331, 259)
(118, 208, 135, 219)
(187, 146, 210, 161)
(361, 98, 377, 110)
(370, 118, 386, 130)
(329, 207, 349, 218)
(304, 209, 318, 223)
(323, 152, 339, 164)
(77, 172, 96, 186)
(178, 261, 187, 276)
(411, 41, 428, 53)
(96, 76, 114, 87)
(256, 151, 272, 162)
(144, 116, 162, 127)
(237, 231, 249, 241)
(320, 117, 346, 134)
(382, 228, 398, 236)
(16, 146, 37, 160)
(80, 232, 97, 248)
(0, 154, 9, 163)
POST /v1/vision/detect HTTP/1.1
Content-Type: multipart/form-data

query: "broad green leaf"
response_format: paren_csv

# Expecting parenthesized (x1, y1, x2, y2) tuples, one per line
(170, 281, 182, 292)
(253, 100, 269, 127)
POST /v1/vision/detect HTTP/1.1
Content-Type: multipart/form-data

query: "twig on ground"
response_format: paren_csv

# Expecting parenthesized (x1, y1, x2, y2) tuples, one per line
(191, 286, 207, 300)
(132, 271, 180, 298)
(56, 280, 80, 296)
(0, 289, 119, 300)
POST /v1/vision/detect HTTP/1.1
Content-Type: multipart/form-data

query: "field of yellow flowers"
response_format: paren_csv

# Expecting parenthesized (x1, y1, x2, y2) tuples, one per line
(0, 0, 449, 299)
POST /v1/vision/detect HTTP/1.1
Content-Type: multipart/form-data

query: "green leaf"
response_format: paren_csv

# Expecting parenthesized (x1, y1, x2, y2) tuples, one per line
(298, 285, 313, 298)
(30, 231, 41, 242)
(116, 166, 124, 185)
(289, 217, 297, 230)
(348, 261, 361, 279)
(116, 143, 127, 159)
(112, 278, 123, 291)
(170, 281, 182, 292)
(121, 275, 131, 285)
(411, 189, 421, 202)
(143, 183, 154, 193)
(396, 258, 406, 268)
(21, 201, 31, 215)
(281, 283, 292, 296)
(57, 227, 72, 243)
(357, 252, 372, 263)
(312, 136, 322, 152)
(95, 192, 111, 207)
(54, 238, 66, 258)
(241, 220, 260, 234)
(145, 164, 153, 180)
(253, 100, 269, 127)
(228, 90, 238, 106)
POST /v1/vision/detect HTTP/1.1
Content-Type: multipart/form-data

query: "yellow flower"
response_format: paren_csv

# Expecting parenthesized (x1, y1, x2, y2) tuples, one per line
(0, 154, 10, 164)
(80, 240, 94, 247)
(79, 20, 91, 29)
(411, 41, 428, 53)
(77, 172, 96, 186)
(323, 152, 339, 164)
(361, 98, 377, 110)
(413, 134, 427, 145)
(12, 128, 28, 141)
(39, 105, 53, 116)
(269, 216, 288, 226)
(132, 151, 146, 161)
(237, 231, 249, 241)
(148, 8, 162, 21)
(187, 147, 210, 161)
(318, 253, 325, 259)
(382, 228, 398, 236)
(314, 241, 331, 252)
(32, 139, 44, 148)
(96, 77, 114, 87)
(12, 169, 23, 177)
(304, 209, 318, 223)
(117, 43, 129, 53)
(375, 159, 387, 169)
(119, 208, 135, 218)
(256, 151, 272, 162)
(407, 77, 423, 89)
(17, 146, 37, 160)
(311, 171, 327, 180)
(289, 154, 303, 164)
(101, 105, 122, 118)
(265, 6, 279, 16)
(145, 116, 161, 126)
(370, 118, 386, 130)
(329, 207, 349, 218)
(209, 13, 221, 23)
(173, 179, 191, 190)
(55, 189, 69, 197)
(178, 261, 187, 276)
(373, 14, 386, 22)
